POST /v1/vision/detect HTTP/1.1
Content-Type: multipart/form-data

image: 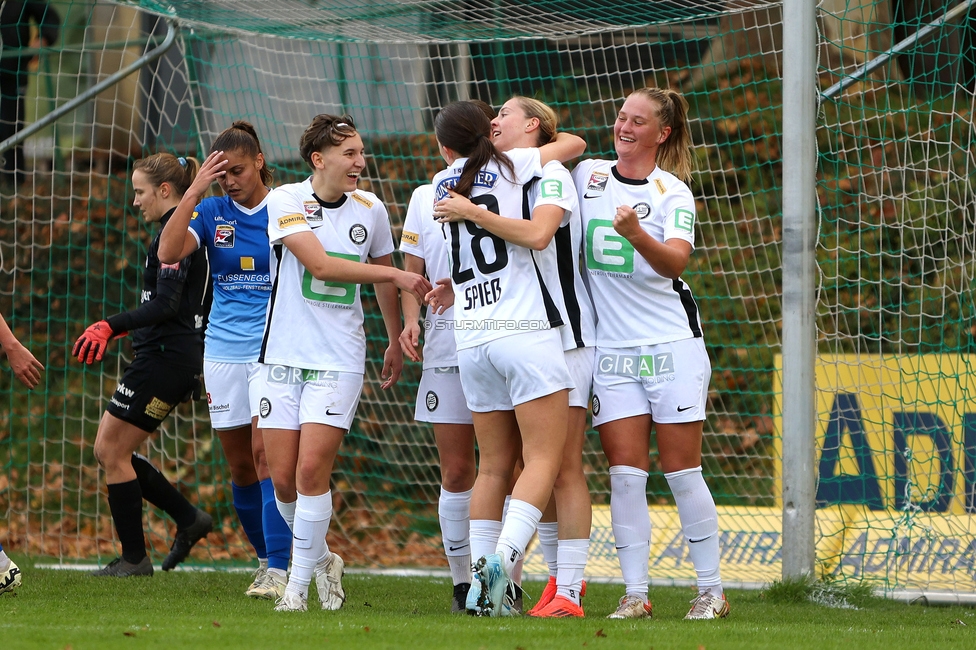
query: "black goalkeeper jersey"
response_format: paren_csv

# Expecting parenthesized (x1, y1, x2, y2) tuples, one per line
(106, 208, 213, 370)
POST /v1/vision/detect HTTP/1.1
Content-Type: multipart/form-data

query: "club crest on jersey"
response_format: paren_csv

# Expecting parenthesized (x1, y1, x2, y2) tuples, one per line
(303, 201, 323, 223)
(349, 223, 368, 245)
(426, 391, 439, 412)
(214, 224, 235, 248)
(584, 171, 608, 198)
(634, 202, 651, 219)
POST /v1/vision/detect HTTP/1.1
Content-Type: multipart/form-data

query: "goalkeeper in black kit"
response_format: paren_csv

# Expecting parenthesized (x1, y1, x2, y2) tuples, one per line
(74, 153, 214, 577)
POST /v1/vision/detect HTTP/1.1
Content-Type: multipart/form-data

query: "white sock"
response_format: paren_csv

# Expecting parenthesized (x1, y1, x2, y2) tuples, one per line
(496, 499, 542, 577)
(285, 491, 332, 598)
(268, 567, 287, 579)
(275, 494, 297, 532)
(609, 465, 650, 600)
(555, 538, 589, 605)
(501, 495, 524, 584)
(439, 487, 473, 586)
(536, 521, 560, 578)
(470, 519, 503, 564)
(0, 550, 8, 571)
(665, 466, 722, 596)
(258, 557, 269, 571)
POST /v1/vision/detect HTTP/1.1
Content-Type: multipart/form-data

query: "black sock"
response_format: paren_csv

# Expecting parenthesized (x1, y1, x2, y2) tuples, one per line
(131, 454, 198, 529)
(106, 479, 147, 563)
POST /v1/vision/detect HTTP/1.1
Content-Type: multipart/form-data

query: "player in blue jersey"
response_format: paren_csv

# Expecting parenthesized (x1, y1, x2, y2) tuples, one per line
(159, 122, 291, 599)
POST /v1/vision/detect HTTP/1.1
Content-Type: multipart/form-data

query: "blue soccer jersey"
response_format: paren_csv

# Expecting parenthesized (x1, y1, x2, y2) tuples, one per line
(188, 193, 272, 362)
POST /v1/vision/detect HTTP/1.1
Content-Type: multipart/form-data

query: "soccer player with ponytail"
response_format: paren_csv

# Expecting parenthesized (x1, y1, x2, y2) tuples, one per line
(574, 87, 729, 620)
(75, 153, 214, 577)
(159, 122, 292, 600)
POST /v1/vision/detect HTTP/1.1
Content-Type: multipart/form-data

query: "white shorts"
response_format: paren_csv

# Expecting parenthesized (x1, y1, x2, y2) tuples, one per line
(458, 330, 573, 413)
(254, 363, 364, 431)
(415, 367, 474, 425)
(591, 337, 710, 427)
(203, 360, 262, 430)
(565, 346, 595, 409)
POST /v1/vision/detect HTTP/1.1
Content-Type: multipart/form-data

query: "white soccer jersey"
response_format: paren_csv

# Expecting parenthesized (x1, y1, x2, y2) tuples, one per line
(399, 184, 458, 368)
(573, 159, 702, 347)
(528, 160, 596, 351)
(432, 148, 564, 350)
(260, 179, 395, 371)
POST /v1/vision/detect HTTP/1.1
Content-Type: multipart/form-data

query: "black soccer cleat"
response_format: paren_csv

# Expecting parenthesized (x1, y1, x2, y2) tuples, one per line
(91, 556, 154, 577)
(162, 509, 213, 571)
(452, 582, 470, 613)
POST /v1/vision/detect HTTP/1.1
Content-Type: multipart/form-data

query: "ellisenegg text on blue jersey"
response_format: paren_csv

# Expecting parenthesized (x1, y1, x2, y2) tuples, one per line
(188, 193, 272, 363)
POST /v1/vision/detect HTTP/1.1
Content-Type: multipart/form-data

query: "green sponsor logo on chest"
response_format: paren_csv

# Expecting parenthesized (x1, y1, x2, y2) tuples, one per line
(586, 219, 635, 273)
(302, 251, 360, 304)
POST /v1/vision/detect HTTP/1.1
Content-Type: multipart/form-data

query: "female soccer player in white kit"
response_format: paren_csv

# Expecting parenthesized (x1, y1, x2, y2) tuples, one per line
(574, 87, 729, 620)
(399, 181, 477, 613)
(258, 114, 431, 612)
(428, 101, 585, 617)
(432, 96, 596, 618)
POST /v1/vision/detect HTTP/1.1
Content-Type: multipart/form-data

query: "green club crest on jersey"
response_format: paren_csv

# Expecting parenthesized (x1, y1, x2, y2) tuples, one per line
(540, 179, 563, 199)
(586, 219, 634, 273)
(674, 208, 695, 233)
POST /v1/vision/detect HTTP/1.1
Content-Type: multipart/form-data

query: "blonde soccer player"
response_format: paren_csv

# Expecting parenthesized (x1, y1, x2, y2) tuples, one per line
(258, 114, 430, 612)
(574, 88, 728, 620)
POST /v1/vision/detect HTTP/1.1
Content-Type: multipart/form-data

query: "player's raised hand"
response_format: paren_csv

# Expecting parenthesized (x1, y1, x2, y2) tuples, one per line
(394, 269, 432, 304)
(72, 321, 126, 365)
(399, 319, 423, 363)
(380, 342, 403, 389)
(425, 278, 454, 315)
(188, 150, 228, 197)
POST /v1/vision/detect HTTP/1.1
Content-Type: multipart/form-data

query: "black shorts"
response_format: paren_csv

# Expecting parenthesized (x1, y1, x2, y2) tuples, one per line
(105, 355, 201, 433)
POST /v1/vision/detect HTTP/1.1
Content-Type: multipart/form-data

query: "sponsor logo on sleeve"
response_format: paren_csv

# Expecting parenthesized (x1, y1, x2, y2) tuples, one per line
(160, 262, 180, 271)
(277, 214, 307, 229)
(654, 178, 667, 195)
(540, 179, 564, 199)
(214, 224, 235, 248)
(351, 192, 374, 209)
(401, 230, 419, 246)
(674, 208, 695, 233)
(240, 256, 255, 271)
(191, 211, 199, 220)
(349, 224, 368, 245)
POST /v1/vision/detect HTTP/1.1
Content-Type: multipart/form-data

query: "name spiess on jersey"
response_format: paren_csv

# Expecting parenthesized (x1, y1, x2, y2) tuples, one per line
(463, 278, 502, 311)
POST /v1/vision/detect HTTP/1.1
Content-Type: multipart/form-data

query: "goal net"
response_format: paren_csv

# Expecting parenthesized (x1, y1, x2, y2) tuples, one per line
(1, 0, 973, 600)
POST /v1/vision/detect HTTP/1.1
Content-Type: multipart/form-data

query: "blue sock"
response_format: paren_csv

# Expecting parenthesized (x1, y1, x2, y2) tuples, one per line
(260, 478, 292, 572)
(232, 481, 266, 560)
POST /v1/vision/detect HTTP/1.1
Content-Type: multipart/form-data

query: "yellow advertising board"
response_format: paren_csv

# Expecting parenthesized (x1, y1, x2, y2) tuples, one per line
(525, 354, 976, 591)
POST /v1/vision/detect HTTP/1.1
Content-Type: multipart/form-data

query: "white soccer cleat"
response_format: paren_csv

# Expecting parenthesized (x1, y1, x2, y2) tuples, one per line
(684, 591, 730, 620)
(607, 594, 653, 619)
(247, 568, 287, 600)
(315, 552, 346, 610)
(0, 559, 22, 595)
(274, 590, 308, 612)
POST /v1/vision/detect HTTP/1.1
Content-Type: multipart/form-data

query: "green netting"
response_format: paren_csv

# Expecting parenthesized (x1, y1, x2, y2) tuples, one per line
(2, 0, 974, 598)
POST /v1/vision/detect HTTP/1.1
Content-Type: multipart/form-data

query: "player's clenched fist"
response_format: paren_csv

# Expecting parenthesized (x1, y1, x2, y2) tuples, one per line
(72, 321, 125, 364)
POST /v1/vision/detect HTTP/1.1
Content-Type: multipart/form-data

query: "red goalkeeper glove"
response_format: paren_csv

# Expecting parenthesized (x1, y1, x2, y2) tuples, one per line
(72, 321, 126, 364)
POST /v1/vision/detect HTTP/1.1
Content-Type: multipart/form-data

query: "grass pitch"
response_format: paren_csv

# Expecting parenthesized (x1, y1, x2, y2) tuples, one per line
(0, 556, 973, 649)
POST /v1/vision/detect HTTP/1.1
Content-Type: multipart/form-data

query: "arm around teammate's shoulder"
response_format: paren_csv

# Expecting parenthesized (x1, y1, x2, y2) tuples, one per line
(539, 132, 586, 166)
